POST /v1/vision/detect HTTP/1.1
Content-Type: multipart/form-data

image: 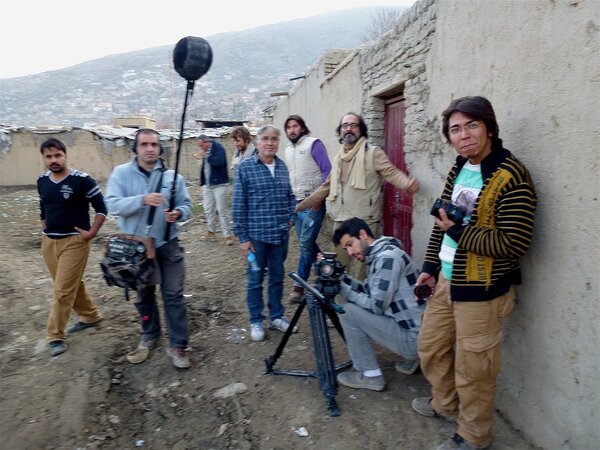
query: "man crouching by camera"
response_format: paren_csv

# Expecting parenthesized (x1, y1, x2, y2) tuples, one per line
(332, 217, 426, 392)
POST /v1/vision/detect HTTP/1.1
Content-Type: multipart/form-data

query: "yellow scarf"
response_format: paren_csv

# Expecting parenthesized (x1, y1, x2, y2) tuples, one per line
(466, 167, 513, 287)
(327, 137, 367, 202)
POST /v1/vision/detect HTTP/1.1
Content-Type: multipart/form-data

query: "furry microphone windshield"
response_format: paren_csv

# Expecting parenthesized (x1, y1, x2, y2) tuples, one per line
(173, 36, 213, 81)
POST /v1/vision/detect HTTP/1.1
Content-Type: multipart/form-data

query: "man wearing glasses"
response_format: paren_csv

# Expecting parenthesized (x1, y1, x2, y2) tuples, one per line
(412, 96, 537, 450)
(297, 112, 418, 279)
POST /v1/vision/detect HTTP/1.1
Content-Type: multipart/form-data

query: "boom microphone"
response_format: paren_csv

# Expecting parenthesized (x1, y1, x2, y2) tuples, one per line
(165, 36, 212, 241)
(173, 36, 213, 81)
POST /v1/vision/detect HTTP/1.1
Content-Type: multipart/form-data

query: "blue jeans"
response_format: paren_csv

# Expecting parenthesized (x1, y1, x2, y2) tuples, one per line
(294, 206, 325, 282)
(247, 239, 288, 324)
(135, 239, 189, 348)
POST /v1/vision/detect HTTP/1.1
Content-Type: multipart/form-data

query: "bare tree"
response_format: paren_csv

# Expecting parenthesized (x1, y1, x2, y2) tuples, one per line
(362, 8, 404, 43)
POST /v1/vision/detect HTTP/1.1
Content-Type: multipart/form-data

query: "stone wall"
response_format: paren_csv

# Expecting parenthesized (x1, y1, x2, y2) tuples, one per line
(270, 0, 600, 448)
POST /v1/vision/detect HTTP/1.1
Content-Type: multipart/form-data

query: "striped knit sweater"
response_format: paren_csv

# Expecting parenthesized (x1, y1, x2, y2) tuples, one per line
(422, 139, 537, 301)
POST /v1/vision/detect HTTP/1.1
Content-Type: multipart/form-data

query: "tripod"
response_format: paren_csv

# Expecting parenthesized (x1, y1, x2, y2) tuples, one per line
(264, 272, 352, 417)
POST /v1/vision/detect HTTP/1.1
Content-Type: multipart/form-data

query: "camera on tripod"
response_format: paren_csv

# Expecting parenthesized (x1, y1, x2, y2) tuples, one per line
(264, 253, 350, 417)
(314, 251, 345, 298)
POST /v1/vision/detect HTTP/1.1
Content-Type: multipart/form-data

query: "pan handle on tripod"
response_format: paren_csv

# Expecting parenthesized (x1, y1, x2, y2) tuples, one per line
(288, 272, 325, 302)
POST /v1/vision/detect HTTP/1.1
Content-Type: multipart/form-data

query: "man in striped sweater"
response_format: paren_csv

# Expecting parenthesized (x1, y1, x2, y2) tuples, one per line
(411, 97, 537, 450)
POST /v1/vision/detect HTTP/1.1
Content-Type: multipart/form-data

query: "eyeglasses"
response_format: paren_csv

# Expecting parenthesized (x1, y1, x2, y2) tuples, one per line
(259, 136, 279, 142)
(341, 123, 360, 130)
(449, 121, 482, 136)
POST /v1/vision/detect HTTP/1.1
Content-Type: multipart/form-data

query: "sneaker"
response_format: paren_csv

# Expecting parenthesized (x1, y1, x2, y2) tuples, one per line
(224, 236, 235, 246)
(167, 347, 191, 369)
(395, 359, 420, 375)
(337, 369, 386, 391)
(288, 286, 304, 304)
(201, 231, 216, 240)
(126, 338, 157, 364)
(250, 323, 265, 342)
(412, 397, 457, 422)
(67, 318, 102, 334)
(269, 317, 298, 333)
(436, 433, 491, 450)
(49, 340, 67, 356)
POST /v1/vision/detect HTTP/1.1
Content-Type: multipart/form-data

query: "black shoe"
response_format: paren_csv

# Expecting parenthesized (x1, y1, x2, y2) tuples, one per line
(49, 340, 67, 356)
(67, 319, 102, 333)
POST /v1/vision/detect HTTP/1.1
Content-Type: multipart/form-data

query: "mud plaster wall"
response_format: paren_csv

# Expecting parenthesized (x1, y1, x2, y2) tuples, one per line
(0, 131, 237, 188)
(426, 1, 599, 448)
(271, 0, 599, 448)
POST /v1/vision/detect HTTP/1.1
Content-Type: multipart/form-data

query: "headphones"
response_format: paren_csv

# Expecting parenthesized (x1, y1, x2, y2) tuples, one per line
(131, 128, 165, 155)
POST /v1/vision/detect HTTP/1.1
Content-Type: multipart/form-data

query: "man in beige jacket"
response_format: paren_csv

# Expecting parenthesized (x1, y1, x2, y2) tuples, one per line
(297, 112, 418, 280)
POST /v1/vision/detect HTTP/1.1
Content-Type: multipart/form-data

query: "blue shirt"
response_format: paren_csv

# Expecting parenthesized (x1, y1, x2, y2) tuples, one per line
(105, 158, 192, 248)
(232, 154, 296, 244)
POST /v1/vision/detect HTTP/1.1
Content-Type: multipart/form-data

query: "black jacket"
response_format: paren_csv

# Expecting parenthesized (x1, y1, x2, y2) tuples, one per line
(200, 141, 229, 186)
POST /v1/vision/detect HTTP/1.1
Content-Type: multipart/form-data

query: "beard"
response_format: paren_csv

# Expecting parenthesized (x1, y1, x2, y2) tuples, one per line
(287, 133, 302, 144)
(342, 133, 358, 145)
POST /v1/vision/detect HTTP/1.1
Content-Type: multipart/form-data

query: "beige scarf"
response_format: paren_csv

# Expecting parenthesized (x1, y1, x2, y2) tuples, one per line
(327, 137, 367, 202)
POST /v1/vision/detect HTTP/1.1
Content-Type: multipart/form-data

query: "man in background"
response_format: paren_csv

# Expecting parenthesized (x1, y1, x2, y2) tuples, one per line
(37, 138, 106, 357)
(283, 115, 331, 302)
(193, 134, 234, 245)
(230, 126, 256, 172)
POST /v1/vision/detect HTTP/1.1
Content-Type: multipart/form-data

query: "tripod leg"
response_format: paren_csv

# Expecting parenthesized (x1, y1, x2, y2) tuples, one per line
(265, 298, 306, 373)
(306, 296, 340, 417)
(324, 304, 345, 340)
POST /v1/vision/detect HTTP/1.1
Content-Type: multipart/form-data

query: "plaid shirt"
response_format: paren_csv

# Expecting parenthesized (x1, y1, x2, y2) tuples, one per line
(339, 237, 425, 330)
(232, 154, 296, 244)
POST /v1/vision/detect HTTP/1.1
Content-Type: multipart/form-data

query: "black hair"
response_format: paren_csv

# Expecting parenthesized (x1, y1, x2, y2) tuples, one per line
(335, 112, 369, 143)
(332, 217, 374, 245)
(441, 96, 499, 143)
(40, 138, 67, 154)
(131, 128, 163, 154)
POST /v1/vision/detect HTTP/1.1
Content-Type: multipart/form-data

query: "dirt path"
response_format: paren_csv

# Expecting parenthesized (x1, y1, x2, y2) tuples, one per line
(0, 185, 534, 449)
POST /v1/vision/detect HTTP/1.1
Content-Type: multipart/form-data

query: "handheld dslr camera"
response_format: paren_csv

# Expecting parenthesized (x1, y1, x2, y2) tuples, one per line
(430, 198, 467, 226)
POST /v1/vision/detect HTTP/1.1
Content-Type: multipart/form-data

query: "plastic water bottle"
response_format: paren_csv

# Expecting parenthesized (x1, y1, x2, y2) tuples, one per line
(247, 251, 261, 272)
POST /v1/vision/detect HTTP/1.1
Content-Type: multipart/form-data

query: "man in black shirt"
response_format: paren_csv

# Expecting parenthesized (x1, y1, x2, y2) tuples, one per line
(37, 138, 107, 356)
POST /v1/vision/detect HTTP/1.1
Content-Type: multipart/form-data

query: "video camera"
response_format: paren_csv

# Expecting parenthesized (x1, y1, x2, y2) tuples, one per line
(314, 251, 345, 299)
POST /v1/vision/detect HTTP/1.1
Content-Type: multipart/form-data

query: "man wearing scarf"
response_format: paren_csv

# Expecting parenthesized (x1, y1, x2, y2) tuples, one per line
(297, 112, 418, 279)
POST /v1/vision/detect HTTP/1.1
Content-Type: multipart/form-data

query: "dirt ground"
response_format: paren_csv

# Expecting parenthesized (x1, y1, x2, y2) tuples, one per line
(0, 184, 535, 450)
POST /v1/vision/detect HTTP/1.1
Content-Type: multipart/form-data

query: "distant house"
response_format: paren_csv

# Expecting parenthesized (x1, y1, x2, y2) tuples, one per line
(194, 119, 247, 129)
(113, 116, 156, 129)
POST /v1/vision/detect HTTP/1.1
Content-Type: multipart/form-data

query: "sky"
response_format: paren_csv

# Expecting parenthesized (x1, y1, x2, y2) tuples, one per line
(0, 0, 416, 79)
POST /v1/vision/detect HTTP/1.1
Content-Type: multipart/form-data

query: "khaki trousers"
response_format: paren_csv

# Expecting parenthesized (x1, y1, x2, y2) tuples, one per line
(418, 273, 515, 445)
(42, 235, 101, 342)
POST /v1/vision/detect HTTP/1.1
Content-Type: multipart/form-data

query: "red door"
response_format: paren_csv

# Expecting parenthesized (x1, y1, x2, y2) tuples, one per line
(382, 96, 413, 254)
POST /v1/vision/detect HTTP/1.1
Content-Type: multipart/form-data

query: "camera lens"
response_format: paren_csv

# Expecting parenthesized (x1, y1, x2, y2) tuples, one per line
(320, 264, 334, 276)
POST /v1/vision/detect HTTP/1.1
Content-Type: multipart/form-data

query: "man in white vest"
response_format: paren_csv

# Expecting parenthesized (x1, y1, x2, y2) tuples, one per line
(297, 112, 419, 280)
(283, 115, 332, 302)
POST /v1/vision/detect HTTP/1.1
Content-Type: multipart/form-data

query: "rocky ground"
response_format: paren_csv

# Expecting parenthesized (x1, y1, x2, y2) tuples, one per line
(0, 184, 535, 450)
